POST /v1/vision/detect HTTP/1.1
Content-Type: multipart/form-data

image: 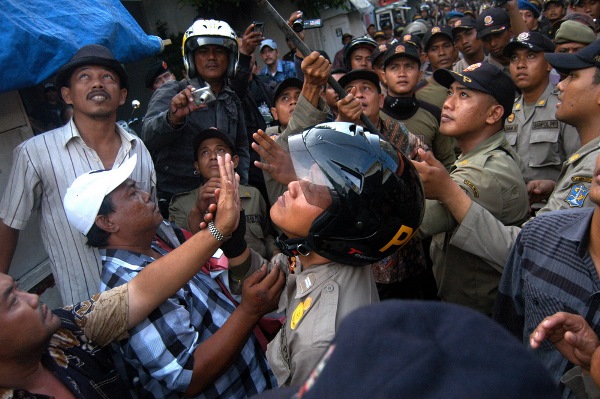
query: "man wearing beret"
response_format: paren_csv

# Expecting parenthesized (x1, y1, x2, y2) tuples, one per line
(519, 0, 543, 31)
(0, 44, 156, 305)
(554, 20, 597, 53)
(414, 62, 529, 315)
(503, 31, 579, 189)
(145, 59, 175, 91)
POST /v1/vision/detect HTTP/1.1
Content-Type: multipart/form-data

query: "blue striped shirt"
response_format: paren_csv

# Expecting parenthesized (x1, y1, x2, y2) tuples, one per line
(494, 207, 600, 398)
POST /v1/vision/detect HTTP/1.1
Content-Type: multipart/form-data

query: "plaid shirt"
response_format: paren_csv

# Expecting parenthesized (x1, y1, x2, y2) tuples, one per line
(99, 245, 276, 398)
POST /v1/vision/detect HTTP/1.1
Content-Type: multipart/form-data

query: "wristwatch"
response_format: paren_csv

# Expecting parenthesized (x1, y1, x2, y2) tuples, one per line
(208, 221, 231, 242)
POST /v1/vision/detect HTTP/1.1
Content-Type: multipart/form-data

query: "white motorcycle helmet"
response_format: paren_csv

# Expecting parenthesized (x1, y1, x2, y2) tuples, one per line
(182, 19, 239, 79)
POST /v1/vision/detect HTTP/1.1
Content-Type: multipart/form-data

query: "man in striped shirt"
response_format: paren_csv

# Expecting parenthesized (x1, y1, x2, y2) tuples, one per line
(0, 44, 155, 305)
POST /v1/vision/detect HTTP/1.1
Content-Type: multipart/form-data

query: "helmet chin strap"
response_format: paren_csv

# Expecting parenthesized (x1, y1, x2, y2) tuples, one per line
(275, 235, 312, 257)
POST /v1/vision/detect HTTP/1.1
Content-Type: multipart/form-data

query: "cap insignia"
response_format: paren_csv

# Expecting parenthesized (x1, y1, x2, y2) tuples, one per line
(395, 45, 406, 53)
(517, 32, 530, 42)
(484, 15, 493, 26)
(432, 27, 441, 34)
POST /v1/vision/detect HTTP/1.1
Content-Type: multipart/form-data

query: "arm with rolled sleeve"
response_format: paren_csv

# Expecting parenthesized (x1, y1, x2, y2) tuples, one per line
(0, 143, 42, 273)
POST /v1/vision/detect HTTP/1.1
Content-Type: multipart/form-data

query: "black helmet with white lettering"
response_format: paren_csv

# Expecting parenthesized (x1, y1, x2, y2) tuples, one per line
(277, 122, 425, 266)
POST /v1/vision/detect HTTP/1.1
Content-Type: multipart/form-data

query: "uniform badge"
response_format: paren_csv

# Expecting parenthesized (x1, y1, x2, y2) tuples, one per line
(515, 103, 521, 110)
(507, 113, 515, 123)
(568, 153, 581, 163)
(464, 63, 481, 72)
(517, 32, 530, 42)
(431, 27, 441, 34)
(537, 99, 546, 106)
(565, 183, 590, 207)
(403, 34, 412, 42)
(290, 297, 312, 330)
(395, 45, 406, 54)
(484, 15, 493, 26)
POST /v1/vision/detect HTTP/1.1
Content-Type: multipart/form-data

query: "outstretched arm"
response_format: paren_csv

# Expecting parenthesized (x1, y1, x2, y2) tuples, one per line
(127, 153, 241, 328)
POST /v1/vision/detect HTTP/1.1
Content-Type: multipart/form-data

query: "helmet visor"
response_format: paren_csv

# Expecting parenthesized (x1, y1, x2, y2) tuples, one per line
(289, 135, 334, 209)
(186, 36, 237, 54)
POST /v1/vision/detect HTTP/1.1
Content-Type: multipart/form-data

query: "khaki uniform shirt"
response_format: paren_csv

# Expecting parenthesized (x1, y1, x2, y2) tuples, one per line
(504, 83, 580, 182)
(415, 75, 447, 111)
(266, 257, 379, 386)
(417, 131, 529, 315)
(379, 108, 456, 171)
(0, 120, 156, 305)
(450, 136, 600, 272)
(168, 184, 278, 258)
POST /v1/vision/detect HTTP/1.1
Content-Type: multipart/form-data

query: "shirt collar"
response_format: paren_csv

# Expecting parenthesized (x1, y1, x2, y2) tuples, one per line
(62, 118, 138, 152)
(558, 208, 595, 257)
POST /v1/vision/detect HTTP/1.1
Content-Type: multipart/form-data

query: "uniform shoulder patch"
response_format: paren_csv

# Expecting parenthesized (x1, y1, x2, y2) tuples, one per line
(463, 179, 479, 198)
(565, 183, 590, 207)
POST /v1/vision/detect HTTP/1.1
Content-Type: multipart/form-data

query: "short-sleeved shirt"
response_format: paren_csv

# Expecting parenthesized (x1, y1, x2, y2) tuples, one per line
(100, 246, 276, 398)
(0, 284, 131, 399)
(493, 207, 600, 398)
(418, 131, 530, 314)
(259, 60, 297, 84)
(504, 83, 580, 182)
(266, 256, 379, 387)
(0, 120, 156, 305)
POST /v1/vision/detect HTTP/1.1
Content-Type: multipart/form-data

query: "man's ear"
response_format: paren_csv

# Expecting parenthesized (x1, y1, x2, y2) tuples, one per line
(270, 107, 279, 121)
(62, 87, 73, 105)
(379, 93, 385, 109)
(95, 214, 119, 233)
(486, 103, 504, 125)
(193, 161, 201, 173)
(119, 89, 127, 106)
(232, 154, 240, 169)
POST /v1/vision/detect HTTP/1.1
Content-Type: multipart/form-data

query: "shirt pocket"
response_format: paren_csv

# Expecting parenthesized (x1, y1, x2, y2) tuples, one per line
(523, 277, 565, 352)
(528, 129, 562, 168)
(505, 130, 517, 146)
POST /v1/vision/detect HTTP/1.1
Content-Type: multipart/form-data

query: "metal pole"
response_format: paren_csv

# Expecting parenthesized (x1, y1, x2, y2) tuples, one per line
(254, 0, 382, 137)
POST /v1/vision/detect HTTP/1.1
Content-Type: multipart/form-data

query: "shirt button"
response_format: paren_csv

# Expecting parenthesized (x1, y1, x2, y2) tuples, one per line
(325, 285, 334, 292)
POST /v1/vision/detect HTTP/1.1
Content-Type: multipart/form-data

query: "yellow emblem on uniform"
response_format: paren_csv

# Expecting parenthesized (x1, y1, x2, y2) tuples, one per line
(507, 113, 515, 123)
(431, 27, 441, 34)
(290, 297, 312, 330)
(515, 103, 521, 110)
(537, 99, 546, 106)
(458, 159, 470, 166)
(403, 34, 412, 42)
(464, 63, 481, 72)
(395, 45, 406, 54)
(568, 153, 581, 163)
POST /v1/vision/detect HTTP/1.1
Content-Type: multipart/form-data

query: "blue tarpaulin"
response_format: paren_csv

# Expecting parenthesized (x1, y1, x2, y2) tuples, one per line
(0, 0, 162, 93)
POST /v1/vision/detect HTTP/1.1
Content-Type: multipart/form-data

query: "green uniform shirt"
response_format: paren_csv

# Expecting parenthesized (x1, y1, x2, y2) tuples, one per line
(418, 130, 529, 315)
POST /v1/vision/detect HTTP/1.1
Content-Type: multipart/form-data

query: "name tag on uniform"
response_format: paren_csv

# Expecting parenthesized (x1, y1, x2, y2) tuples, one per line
(504, 125, 517, 132)
(532, 120, 558, 129)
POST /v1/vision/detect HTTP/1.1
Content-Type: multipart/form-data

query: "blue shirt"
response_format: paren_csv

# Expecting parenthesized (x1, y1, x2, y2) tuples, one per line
(494, 207, 600, 398)
(259, 60, 297, 83)
(99, 246, 276, 398)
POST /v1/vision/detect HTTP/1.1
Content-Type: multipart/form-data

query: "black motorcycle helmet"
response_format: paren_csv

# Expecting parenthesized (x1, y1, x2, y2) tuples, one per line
(343, 36, 377, 70)
(277, 122, 425, 266)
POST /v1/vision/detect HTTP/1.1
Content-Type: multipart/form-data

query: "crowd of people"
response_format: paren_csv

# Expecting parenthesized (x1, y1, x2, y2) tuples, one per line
(3, 0, 600, 397)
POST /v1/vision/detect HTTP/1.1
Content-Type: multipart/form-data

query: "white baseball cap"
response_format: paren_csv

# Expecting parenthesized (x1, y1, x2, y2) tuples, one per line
(64, 154, 137, 235)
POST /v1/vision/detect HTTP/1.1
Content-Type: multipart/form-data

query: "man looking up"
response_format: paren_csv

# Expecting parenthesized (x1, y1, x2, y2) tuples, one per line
(381, 42, 456, 170)
(85, 155, 284, 397)
(503, 31, 579, 186)
(0, 44, 155, 305)
(259, 39, 297, 84)
(266, 77, 303, 137)
(142, 19, 250, 217)
(0, 154, 253, 398)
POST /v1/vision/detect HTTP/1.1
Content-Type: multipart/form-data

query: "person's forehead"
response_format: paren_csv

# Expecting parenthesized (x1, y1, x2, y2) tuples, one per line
(511, 46, 542, 56)
(352, 47, 373, 55)
(520, 9, 536, 15)
(428, 35, 453, 47)
(111, 178, 136, 197)
(261, 46, 276, 53)
(345, 78, 378, 89)
(199, 137, 232, 151)
(197, 44, 227, 52)
(72, 65, 117, 75)
(277, 86, 301, 98)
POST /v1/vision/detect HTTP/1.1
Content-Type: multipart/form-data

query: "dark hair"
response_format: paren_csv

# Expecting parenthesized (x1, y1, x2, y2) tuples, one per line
(594, 68, 600, 85)
(86, 194, 115, 248)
